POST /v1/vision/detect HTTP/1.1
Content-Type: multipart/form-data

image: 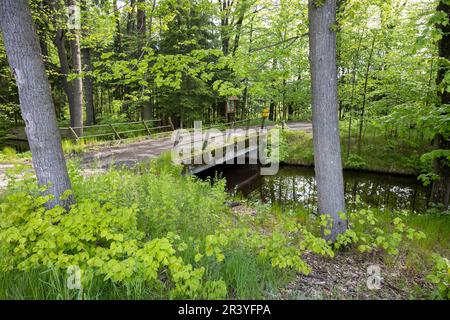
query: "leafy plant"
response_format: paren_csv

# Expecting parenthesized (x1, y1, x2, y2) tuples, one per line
(333, 208, 426, 256)
(345, 154, 367, 169)
(427, 253, 450, 300)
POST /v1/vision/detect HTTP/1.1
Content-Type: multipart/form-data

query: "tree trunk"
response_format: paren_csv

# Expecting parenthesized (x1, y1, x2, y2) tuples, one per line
(68, 0, 83, 137)
(137, 0, 146, 120)
(137, 0, 157, 120)
(52, 0, 75, 126)
(357, 32, 377, 153)
(232, 13, 245, 56)
(430, 1, 450, 210)
(219, 0, 231, 56)
(308, 0, 347, 241)
(127, 0, 136, 35)
(113, 0, 122, 53)
(346, 27, 365, 159)
(82, 47, 95, 125)
(81, 0, 95, 126)
(137, 0, 146, 52)
(0, 0, 74, 209)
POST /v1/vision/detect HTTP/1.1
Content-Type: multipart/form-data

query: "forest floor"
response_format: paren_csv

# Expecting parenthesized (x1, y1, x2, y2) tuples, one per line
(231, 204, 439, 300)
(279, 251, 432, 300)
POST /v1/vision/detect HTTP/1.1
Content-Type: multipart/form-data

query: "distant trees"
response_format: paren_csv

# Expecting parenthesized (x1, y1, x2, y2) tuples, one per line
(308, 0, 347, 241)
(0, 0, 73, 208)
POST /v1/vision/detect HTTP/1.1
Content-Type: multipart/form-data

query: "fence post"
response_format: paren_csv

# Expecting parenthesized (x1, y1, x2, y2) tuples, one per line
(168, 117, 175, 131)
(173, 130, 181, 147)
(109, 124, 122, 141)
(69, 127, 79, 141)
(142, 120, 152, 137)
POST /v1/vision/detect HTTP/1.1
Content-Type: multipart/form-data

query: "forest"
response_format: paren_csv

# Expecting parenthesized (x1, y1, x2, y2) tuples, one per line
(0, 0, 449, 302)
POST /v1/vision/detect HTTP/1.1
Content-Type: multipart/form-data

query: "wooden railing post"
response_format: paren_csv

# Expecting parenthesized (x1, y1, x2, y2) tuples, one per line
(173, 130, 181, 147)
(142, 120, 152, 136)
(69, 127, 79, 141)
(109, 124, 122, 141)
(168, 117, 175, 131)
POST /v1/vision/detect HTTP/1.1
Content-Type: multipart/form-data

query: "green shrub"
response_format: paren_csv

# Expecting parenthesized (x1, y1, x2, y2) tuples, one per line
(427, 253, 450, 300)
(333, 208, 426, 255)
(345, 154, 367, 169)
(0, 188, 227, 299)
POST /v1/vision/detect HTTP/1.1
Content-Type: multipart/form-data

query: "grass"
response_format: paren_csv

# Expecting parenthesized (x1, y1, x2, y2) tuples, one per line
(0, 147, 31, 164)
(282, 123, 431, 175)
(0, 269, 164, 300)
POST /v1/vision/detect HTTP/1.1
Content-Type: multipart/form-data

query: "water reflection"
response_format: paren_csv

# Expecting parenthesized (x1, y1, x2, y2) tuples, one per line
(198, 165, 430, 213)
(0, 139, 30, 152)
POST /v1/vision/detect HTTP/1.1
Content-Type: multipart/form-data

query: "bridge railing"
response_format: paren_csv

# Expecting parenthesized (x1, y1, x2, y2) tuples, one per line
(173, 117, 266, 148)
(60, 117, 267, 143)
(60, 118, 174, 142)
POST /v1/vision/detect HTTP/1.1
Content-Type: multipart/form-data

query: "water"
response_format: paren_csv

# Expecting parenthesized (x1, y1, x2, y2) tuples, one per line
(0, 139, 30, 153)
(197, 165, 430, 213)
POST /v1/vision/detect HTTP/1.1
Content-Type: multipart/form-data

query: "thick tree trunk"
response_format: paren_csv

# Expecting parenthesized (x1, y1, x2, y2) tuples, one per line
(0, 0, 74, 209)
(68, 0, 83, 137)
(430, 1, 450, 210)
(308, 0, 347, 241)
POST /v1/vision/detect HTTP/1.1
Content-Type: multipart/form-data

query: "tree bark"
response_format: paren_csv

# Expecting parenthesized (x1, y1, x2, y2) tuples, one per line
(0, 0, 74, 209)
(430, 0, 450, 210)
(137, 0, 157, 120)
(308, 0, 347, 241)
(52, 0, 75, 126)
(81, 0, 95, 126)
(82, 47, 95, 125)
(346, 27, 365, 159)
(219, 0, 231, 56)
(126, 0, 136, 35)
(113, 0, 122, 53)
(357, 32, 377, 153)
(68, 0, 83, 137)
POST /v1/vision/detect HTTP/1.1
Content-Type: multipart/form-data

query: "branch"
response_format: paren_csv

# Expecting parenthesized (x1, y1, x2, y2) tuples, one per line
(249, 33, 308, 53)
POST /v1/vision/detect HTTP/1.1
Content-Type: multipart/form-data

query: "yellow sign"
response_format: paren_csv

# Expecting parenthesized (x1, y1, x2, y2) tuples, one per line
(262, 108, 270, 118)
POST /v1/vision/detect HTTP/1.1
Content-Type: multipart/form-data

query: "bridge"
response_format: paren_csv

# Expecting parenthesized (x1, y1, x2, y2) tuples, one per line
(0, 120, 312, 190)
(77, 120, 312, 174)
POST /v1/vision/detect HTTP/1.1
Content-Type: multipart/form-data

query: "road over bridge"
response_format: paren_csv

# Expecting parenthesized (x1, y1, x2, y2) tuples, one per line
(80, 122, 312, 172)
